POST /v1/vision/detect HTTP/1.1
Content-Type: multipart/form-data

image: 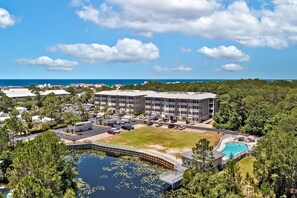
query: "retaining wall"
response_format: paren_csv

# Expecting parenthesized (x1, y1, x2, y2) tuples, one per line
(67, 142, 179, 170)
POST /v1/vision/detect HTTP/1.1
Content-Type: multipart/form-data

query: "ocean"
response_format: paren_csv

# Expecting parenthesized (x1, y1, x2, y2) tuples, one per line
(0, 79, 224, 87)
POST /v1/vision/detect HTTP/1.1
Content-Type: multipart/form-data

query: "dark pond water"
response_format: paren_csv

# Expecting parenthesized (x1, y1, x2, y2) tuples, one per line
(76, 153, 167, 198)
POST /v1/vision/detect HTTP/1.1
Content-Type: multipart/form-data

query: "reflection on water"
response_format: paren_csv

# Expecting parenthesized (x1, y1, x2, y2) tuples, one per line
(75, 152, 167, 198)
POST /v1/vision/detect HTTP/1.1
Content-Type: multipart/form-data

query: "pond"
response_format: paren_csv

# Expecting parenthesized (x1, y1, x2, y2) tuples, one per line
(75, 152, 167, 198)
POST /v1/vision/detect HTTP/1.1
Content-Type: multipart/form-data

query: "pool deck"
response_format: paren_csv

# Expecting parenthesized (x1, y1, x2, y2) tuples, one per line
(215, 135, 257, 161)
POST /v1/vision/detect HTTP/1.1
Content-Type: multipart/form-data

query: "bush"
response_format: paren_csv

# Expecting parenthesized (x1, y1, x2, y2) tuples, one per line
(52, 124, 67, 129)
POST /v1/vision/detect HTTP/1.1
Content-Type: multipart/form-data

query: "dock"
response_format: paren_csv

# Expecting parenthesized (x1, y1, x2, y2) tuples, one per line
(159, 164, 187, 190)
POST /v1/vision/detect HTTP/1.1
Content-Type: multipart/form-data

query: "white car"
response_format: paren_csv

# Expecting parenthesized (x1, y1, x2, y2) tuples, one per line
(111, 128, 120, 133)
(138, 115, 145, 119)
(121, 118, 130, 123)
(179, 125, 186, 130)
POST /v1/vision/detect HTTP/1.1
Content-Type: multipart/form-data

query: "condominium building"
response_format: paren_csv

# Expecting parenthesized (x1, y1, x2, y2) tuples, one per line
(95, 90, 217, 122)
(95, 90, 155, 114)
(144, 92, 217, 122)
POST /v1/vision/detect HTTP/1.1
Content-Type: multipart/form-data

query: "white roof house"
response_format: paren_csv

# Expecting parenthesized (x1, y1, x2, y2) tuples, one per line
(32, 115, 54, 123)
(16, 107, 28, 113)
(2, 88, 36, 99)
(40, 90, 70, 96)
(0, 116, 10, 122)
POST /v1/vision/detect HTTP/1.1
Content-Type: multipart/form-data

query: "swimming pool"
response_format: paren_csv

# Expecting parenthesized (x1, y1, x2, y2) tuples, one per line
(222, 142, 249, 159)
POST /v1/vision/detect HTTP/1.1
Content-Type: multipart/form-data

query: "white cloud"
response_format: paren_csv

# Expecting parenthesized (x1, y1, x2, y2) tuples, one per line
(48, 38, 159, 63)
(73, 0, 297, 49)
(0, 8, 17, 28)
(198, 45, 250, 62)
(216, 63, 247, 72)
(153, 65, 192, 72)
(180, 47, 192, 53)
(70, 0, 83, 7)
(16, 56, 79, 71)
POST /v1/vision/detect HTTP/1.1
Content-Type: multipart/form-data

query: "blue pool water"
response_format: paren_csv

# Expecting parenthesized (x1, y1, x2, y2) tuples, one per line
(222, 142, 249, 159)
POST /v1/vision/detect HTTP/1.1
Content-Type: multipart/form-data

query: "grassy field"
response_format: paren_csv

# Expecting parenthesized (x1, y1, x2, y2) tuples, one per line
(99, 126, 222, 156)
(237, 156, 256, 178)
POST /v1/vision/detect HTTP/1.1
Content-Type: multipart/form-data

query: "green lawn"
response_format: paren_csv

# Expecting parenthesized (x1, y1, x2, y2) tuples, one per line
(99, 126, 222, 156)
(237, 156, 256, 178)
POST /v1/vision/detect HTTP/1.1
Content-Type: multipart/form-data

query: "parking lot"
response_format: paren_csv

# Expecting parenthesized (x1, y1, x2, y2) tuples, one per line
(54, 117, 142, 141)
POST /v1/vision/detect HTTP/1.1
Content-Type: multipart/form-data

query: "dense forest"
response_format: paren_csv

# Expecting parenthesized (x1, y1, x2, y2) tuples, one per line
(121, 79, 297, 136)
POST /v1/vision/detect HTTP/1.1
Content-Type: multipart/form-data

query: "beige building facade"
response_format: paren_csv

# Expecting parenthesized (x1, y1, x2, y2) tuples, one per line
(95, 90, 217, 121)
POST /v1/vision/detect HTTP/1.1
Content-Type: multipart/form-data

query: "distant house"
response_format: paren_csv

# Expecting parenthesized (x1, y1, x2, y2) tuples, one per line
(180, 150, 225, 169)
(2, 88, 36, 99)
(40, 90, 70, 97)
(32, 116, 54, 123)
(16, 107, 28, 114)
(0, 112, 10, 122)
(115, 84, 122, 90)
(95, 84, 106, 88)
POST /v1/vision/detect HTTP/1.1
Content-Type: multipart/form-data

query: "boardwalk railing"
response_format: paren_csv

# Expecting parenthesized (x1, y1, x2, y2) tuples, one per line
(67, 141, 181, 170)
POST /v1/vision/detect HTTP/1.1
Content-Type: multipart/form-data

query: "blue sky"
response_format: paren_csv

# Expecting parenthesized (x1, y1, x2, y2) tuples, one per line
(0, 0, 296, 79)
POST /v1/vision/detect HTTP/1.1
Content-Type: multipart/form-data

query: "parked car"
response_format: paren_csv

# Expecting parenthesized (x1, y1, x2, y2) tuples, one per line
(121, 125, 135, 130)
(168, 124, 175, 129)
(139, 115, 145, 119)
(155, 122, 163, 127)
(147, 121, 154, 126)
(190, 121, 195, 125)
(179, 125, 186, 130)
(151, 116, 158, 121)
(163, 118, 169, 122)
(121, 118, 130, 123)
(106, 121, 115, 127)
(186, 120, 190, 124)
(106, 129, 119, 135)
(116, 120, 125, 125)
(171, 119, 177, 123)
(111, 128, 120, 133)
(96, 115, 104, 119)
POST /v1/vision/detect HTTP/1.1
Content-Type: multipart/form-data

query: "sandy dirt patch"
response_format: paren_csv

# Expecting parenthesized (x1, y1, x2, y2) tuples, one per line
(145, 144, 167, 151)
(79, 133, 113, 142)
(165, 148, 189, 155)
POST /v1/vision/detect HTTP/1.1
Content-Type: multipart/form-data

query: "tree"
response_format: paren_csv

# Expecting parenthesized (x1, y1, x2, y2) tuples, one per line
(0, 93, 13, 113)
(244, 107, 269, 136)
(192, 138, 214, 171)
(13, 176, 52, 198)
(253, 130, 297, 197)
(7, 131, 77, 197)
(0, 125, 9, 153)
(224, 157, 242, 195)
(41, 93, 62, 121)
(63, 189, 76, 198)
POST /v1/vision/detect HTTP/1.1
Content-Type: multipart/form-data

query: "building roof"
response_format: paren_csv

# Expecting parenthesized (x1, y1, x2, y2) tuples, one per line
(96, 90, 156, 97)
(40, 90, 70, 96)
(145, 92, 216, 100)
(16, 107, 27, 111)
(180, 150, 225, 161)
(2, 88, 36, 98)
